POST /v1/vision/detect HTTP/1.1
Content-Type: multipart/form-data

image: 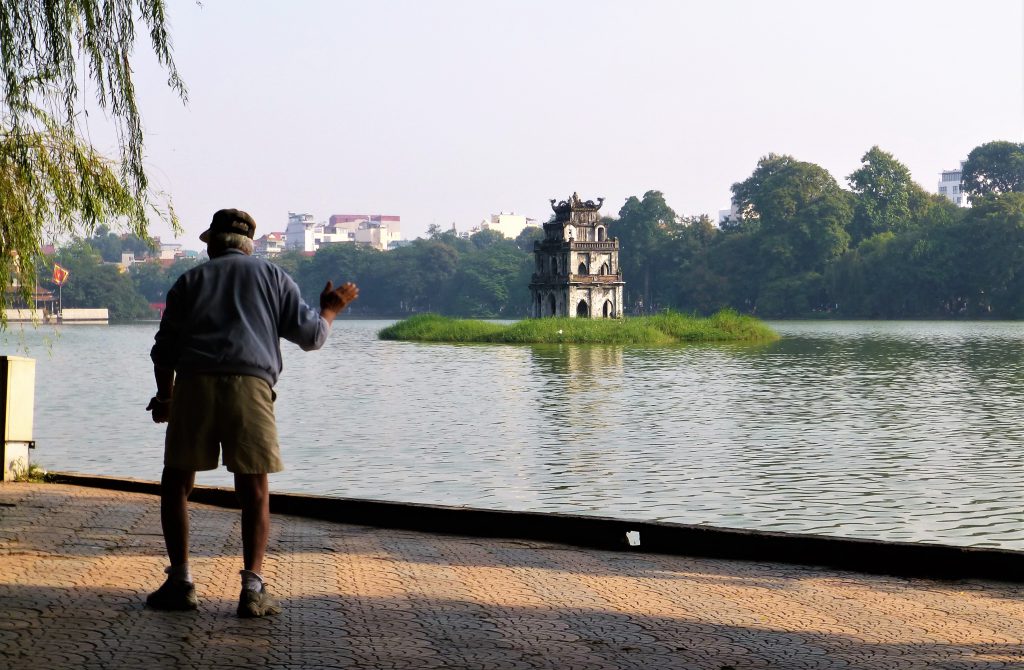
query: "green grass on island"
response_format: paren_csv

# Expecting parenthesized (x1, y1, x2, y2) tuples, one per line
(378, 310, 778, 345)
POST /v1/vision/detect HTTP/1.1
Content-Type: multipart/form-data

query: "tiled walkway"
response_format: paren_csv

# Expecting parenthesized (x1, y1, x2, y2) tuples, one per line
(1, 483, 1022, 669)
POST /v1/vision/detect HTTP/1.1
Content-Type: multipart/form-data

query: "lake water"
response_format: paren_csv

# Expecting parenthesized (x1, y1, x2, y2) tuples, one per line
(3, 320, 1023, 550)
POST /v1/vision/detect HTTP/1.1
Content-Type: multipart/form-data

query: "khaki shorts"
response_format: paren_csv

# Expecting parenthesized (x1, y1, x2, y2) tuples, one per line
(164, 374, 284, 474)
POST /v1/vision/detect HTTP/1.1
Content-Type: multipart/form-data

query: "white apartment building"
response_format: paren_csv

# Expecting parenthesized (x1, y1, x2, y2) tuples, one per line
(718, 203, 741, 226)
(479, 212, 538, 240)
(938, 162, 968, 206)
(284, 212, 402, 252)
(284, 212, 318, 251)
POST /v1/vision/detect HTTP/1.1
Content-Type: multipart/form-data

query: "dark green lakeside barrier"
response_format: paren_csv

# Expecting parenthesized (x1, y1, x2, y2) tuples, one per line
(49, 471, 1023, 583)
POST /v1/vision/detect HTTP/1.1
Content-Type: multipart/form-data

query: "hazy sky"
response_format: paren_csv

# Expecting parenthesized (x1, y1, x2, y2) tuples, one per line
(115, 0, 1023, 244)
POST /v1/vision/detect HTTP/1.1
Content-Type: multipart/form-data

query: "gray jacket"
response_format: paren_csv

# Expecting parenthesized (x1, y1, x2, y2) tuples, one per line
(151, 249, 329, 386)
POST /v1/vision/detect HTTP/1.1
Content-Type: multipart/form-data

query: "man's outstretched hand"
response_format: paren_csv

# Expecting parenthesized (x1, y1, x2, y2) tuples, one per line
(320, 281, 359, 324)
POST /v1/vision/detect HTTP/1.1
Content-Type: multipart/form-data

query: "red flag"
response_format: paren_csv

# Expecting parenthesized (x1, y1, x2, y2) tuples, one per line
(52, 263, 69, 286)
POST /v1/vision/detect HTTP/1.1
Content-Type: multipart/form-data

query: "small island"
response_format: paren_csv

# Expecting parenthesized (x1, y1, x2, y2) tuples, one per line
(378, 310, 778, 345)
(381, 193, 777, 345)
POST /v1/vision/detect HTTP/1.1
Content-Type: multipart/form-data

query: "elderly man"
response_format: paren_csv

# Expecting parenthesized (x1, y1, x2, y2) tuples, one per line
(145, 208, 358, 617)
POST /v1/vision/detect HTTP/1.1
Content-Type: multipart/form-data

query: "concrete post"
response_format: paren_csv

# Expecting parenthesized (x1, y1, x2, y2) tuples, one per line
(1, 356, 36, 481)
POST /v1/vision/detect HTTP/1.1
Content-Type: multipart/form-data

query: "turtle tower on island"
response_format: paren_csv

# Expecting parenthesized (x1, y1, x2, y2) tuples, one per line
(529, 193, 624, 318)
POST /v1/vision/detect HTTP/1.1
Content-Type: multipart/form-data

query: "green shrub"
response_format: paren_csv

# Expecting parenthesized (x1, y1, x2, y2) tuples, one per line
(9, 459, 48, 483)
(379, 310, 777, 344)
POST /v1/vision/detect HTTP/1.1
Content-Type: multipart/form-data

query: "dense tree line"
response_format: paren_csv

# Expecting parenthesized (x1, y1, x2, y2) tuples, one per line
(38, 139, 1024, 321)
(610, 140, 1024, 319)
(274, 227, 540, 318)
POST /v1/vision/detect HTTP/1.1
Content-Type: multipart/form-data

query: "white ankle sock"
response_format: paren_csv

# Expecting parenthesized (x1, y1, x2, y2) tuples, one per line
(240, 569, 264, 591)
(165, 563, 193, 584)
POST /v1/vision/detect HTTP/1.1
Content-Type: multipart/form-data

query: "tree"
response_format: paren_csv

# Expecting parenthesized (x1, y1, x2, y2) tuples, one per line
(667, 214, 724, 313)
(444, 243, 524, 317)
(88, 224, 154, 262)
(0, 0, 186, 323)
(514, 225, 544, 251)
(961, 141, 1024, 199)
(54, 241, 151, 319)
(958, 192, 1024, 315)
(130, 262, 170, 303)
(847, 146, 917, 244)
(730, 153, 796, 222)
(732, 155, 851, 278)
(611, 190, 677, 311)
(469, 228, 506, 250)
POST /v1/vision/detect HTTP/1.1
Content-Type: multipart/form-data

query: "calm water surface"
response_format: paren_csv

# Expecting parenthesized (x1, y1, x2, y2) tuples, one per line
(4, 319, 1023, 550)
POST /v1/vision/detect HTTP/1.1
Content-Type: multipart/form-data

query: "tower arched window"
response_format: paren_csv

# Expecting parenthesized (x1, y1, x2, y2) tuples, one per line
(578, 261, 588, 275)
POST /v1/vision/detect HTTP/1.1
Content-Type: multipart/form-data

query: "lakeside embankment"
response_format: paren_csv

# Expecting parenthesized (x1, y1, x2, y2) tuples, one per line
(378, 310, 778, 344)
(46, 472, 1024, 583)
(2, 480, 1022, 669)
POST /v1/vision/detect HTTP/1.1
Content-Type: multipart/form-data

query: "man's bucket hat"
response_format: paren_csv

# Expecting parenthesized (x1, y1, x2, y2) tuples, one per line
(199, 209, 257, 242)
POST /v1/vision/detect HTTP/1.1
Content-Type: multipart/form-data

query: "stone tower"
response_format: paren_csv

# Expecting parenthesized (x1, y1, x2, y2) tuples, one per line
(529, 193, 624, 318)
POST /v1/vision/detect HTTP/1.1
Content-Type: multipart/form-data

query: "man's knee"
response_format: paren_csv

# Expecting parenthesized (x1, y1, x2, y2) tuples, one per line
(234, 473, 270, 510)
(161, 467, 195, 498)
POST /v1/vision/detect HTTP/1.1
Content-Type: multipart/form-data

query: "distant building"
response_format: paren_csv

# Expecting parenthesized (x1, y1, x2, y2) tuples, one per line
(479, 212, 538, 240)
(329, 214, 402, 251)
(254, 232, 285, 257)
(159, 242, 183, 260)
(938, 162, 968, 206)
(284, 212, 318, 251)
(284, 212, 402, 252)
(118, 252, 135, 273)
(718, 203, 741, 226)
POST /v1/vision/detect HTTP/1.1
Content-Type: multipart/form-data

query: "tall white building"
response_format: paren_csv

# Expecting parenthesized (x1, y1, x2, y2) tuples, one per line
(284, 212, 318, 251)
(479, 212, 537, 240)
(938, 162, 968, 206)
(718, 203, 741, 225)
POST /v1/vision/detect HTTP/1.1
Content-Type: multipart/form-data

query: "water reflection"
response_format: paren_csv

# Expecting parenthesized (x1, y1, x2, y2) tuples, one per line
(530, 344, 624, 437)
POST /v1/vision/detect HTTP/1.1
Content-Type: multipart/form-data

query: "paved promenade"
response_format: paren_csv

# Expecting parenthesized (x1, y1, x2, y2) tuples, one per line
(1, 483, 1022, 669)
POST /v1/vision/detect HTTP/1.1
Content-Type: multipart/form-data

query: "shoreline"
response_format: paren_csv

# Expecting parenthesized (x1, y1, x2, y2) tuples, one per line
(48, 471, 1024, 583)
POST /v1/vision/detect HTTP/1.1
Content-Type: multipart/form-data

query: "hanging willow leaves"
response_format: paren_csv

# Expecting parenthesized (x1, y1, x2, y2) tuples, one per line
(0, 0, 186, 324)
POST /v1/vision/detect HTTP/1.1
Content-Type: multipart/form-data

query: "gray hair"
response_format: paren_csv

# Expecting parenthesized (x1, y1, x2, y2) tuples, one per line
(207, 231, 254, 256)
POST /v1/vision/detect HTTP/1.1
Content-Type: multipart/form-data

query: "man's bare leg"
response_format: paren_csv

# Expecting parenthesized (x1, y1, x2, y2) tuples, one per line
(160, 466, 196, 565)
(234, 472, 280, 617)
(147, 467, 199, 610)
(234, 473, 270, 573)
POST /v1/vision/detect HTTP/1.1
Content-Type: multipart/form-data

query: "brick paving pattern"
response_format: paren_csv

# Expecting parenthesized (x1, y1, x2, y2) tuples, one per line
(1, 483, 1022, 669)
